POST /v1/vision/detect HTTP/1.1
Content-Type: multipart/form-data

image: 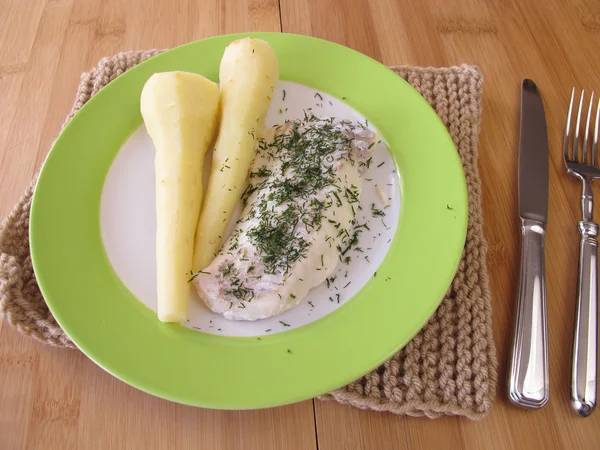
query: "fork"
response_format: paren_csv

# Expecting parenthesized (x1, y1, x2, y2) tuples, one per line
(564, 88, 600, 417)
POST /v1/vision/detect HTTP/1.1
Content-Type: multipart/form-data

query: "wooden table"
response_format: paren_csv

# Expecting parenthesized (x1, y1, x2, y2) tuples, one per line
(1, 0, 600, 448)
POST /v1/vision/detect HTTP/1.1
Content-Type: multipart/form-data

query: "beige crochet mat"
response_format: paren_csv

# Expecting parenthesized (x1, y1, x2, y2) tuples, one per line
(0, 50, 497, 420)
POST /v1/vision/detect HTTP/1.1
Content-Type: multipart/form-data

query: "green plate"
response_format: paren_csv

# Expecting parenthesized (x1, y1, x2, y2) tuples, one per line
(30, 32, 467, 408)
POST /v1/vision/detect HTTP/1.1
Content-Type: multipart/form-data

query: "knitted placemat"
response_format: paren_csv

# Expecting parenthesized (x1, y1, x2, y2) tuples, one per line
(0, 50, 497, 420)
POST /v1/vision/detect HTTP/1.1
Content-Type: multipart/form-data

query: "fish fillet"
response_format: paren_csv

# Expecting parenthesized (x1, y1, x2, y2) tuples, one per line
(193, 114, 376, 320)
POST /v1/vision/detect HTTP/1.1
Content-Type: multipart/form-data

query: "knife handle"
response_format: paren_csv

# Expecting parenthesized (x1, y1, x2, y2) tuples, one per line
(571, 220, 598, 417)
(508, 218, 549, 408)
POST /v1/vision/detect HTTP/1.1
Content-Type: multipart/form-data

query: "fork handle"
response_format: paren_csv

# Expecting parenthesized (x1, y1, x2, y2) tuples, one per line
(508, 218, 550, 408)
(571, 220, 598, 417)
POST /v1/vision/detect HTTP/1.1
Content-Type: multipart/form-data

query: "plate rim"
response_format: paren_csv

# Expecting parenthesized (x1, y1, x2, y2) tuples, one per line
(30, 31, 468, 409)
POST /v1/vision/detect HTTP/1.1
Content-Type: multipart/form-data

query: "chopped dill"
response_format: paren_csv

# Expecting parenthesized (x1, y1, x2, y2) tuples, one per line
(187, 270, 211, 283)
(371, 203, 386, 217)
(237, 115, 358, 276)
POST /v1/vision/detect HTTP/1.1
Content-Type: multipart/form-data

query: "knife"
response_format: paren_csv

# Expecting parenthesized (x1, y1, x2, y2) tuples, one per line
(507, 79, 550, 409)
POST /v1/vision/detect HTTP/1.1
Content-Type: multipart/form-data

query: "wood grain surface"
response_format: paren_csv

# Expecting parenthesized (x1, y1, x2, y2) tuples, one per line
(1, 0, 600, 448)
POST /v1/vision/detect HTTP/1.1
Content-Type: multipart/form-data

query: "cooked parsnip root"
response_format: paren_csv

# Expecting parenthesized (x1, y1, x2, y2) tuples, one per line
(192, 37, 279, 272)
(140, 71, 219, 322)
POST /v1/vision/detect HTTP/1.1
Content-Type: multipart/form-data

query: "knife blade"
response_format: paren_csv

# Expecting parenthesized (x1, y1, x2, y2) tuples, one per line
(508, 78, 550, 409)
(519, 79, 549, 223)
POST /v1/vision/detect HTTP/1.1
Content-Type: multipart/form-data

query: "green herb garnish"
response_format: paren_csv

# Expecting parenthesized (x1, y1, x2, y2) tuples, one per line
(371, 203, 385, 217)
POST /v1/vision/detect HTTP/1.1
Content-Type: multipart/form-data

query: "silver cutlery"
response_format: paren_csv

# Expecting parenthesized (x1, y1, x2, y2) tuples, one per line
(508, 79, 550, 409)
(564, 88, 599, 417)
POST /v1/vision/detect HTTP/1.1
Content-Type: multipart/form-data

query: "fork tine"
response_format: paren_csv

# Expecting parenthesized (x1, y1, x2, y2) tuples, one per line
(584, 92, 594, 164)
(594, 95, 600, 167)
(574, 90, 585, 162)
(565, 88, 575, 162)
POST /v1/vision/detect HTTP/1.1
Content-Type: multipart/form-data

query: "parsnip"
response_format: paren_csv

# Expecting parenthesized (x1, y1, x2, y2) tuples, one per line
(192, 37, 279, 272)
(140, 71, 219, 322)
